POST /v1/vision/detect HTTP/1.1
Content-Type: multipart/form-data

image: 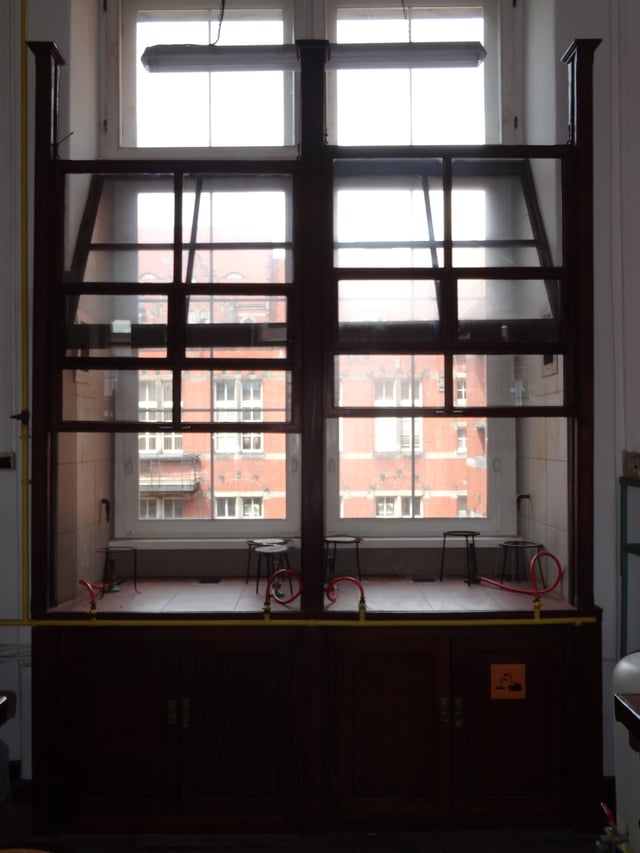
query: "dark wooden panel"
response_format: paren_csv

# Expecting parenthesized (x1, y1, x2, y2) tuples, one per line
(330, 630, 451, 826)
(59, 629, 180, 825)
(451, 629, 570, 820)
(178, 629, 296, 829)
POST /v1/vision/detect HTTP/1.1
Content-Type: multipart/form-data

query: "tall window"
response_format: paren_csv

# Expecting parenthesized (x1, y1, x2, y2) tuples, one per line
(56, 2, 546, 550)
(107, 0, 509, 155)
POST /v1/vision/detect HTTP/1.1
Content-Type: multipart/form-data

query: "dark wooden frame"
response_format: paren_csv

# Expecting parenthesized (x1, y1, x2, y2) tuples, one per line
(27, 40, 600, 619)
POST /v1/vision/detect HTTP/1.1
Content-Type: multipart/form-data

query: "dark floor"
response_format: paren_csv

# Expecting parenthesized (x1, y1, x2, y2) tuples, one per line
(0, 783, 605, 853)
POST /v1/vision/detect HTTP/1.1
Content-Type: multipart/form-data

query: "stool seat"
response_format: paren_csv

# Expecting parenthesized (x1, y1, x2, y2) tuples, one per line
(246, 538, 287, 587)
(324, 535, 362, 580)
(439, 530, 480, 585)
(253, 544, 291, 593)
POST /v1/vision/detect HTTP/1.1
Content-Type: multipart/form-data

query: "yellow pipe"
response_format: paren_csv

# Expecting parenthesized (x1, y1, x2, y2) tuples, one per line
(19, 0, 30, 624)
(0, 614, 598, 629)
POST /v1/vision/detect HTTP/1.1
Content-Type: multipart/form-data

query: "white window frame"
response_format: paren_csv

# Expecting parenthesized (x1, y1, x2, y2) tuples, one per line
(214, 378, 264, 454)
(104, 0, 303, 158)
(103, 0, 520, 157)
(326, 417, 516, 537)
(116, 432, 301, 537)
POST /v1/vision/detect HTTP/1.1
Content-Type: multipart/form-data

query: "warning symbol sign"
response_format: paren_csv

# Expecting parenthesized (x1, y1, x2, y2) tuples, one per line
(490, 663, 526, 699)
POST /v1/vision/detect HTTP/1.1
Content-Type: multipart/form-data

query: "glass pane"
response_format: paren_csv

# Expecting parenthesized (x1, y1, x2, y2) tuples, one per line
(135, 14, 294, 147)
(338, 280, 440, 343)
(62, 370, 175, 423)
(65, 294, 168, 357)
(457, 279, 561, 343)
(65, 175, 175, 282)
(182, 176, 292, 283)
(451, 159, 563, 267)
(79, 250, 173, 283)
(138, 432, 288, 520)
(334, 7, 485, 145)
(454, 354, 565, 407)
(186, 294, 287, 358)
(337, 416, 487, 519)
(334, 161, 444, 268)
(181, 370, 291, 423)
(335, 355, 444, 408)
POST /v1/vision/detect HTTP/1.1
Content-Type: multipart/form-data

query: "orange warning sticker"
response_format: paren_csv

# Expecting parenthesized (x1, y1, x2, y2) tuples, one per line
(490, 663, 526, 699)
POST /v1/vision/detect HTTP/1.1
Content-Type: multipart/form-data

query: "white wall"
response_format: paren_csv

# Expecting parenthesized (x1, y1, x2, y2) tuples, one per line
(0, 0, 636, 782)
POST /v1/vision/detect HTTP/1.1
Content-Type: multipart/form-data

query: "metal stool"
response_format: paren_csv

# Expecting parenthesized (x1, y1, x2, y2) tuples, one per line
(439, 530, 480, 585)
(253, 543, 291, 594)
(246, 538, 287, 587)
(499, 540, 545, 584)
(324, 535, 362, 581)
(96, 545, 138, 594)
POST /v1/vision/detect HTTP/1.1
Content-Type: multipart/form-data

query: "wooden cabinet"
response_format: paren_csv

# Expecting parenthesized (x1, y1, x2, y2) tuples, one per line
(451, 631, 570, 821)
(329, 628, 576, 829)
(32, 622, 601, 834)
(176, 632, 295, 827)
(33, 628, 296, 832)
(330, 632, 451, 824)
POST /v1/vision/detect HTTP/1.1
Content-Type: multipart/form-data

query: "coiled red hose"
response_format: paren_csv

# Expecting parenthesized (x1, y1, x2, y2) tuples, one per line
(264, 568, 303, 605)
(78, 578, 97, 606)
(326, 575, 365, 604)
(477, 550, 563, 597)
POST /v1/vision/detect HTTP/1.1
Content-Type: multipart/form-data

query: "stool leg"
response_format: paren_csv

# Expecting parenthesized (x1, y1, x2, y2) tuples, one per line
(325, 542, 336, 579)
(283, 551, 293, 594)
(534, 546, 546, 586)
(439, 535, 448, 581)
(355, 541, 362, 581)
(246, 544, 254, 585)
(500, 546, 507, 583)
(467, 538, 478, 585)
(256, 552, 264, 594)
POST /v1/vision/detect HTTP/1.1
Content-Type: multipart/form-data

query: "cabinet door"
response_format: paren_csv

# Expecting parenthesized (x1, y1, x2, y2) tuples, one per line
(177, 630, 296, 829)
(60, 629, 180, 827)
(331, 631, 451, 825)
(451, 630, 570, 819)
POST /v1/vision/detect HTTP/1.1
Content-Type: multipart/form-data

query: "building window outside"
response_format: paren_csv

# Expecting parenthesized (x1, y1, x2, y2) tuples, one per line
(456, 426, 467, 455)
(214, 379, 264, 454)
(139, 496, 184, 519)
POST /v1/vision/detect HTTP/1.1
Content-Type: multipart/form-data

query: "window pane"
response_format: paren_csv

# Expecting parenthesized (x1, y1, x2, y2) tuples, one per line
(139, 432, 287, 520)
(335, 355, 443, 409)
(135, 13, 293, 147)
(337, 280, 440, 344)
(182, 176, 292, 284)
(333, 6, 485, 145)
(186, 295, 287, 358)
(181, 370, 291, 423)
(334, 161, 444, 268)
(454, 354, 565, 407)
(65, 175, 175, 283)
(337, 416, 487, 519)
(457, 279, 561, 344)
(451, 159, 563, 267)
(65, 294, 168, 357)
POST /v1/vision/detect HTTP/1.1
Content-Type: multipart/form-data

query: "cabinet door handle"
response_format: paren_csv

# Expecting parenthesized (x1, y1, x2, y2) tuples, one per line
(454, 696, 464, 729)
(439, 696, 450, 724)
(167, 698, 177, 726)
(180, 697, 191, 730)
